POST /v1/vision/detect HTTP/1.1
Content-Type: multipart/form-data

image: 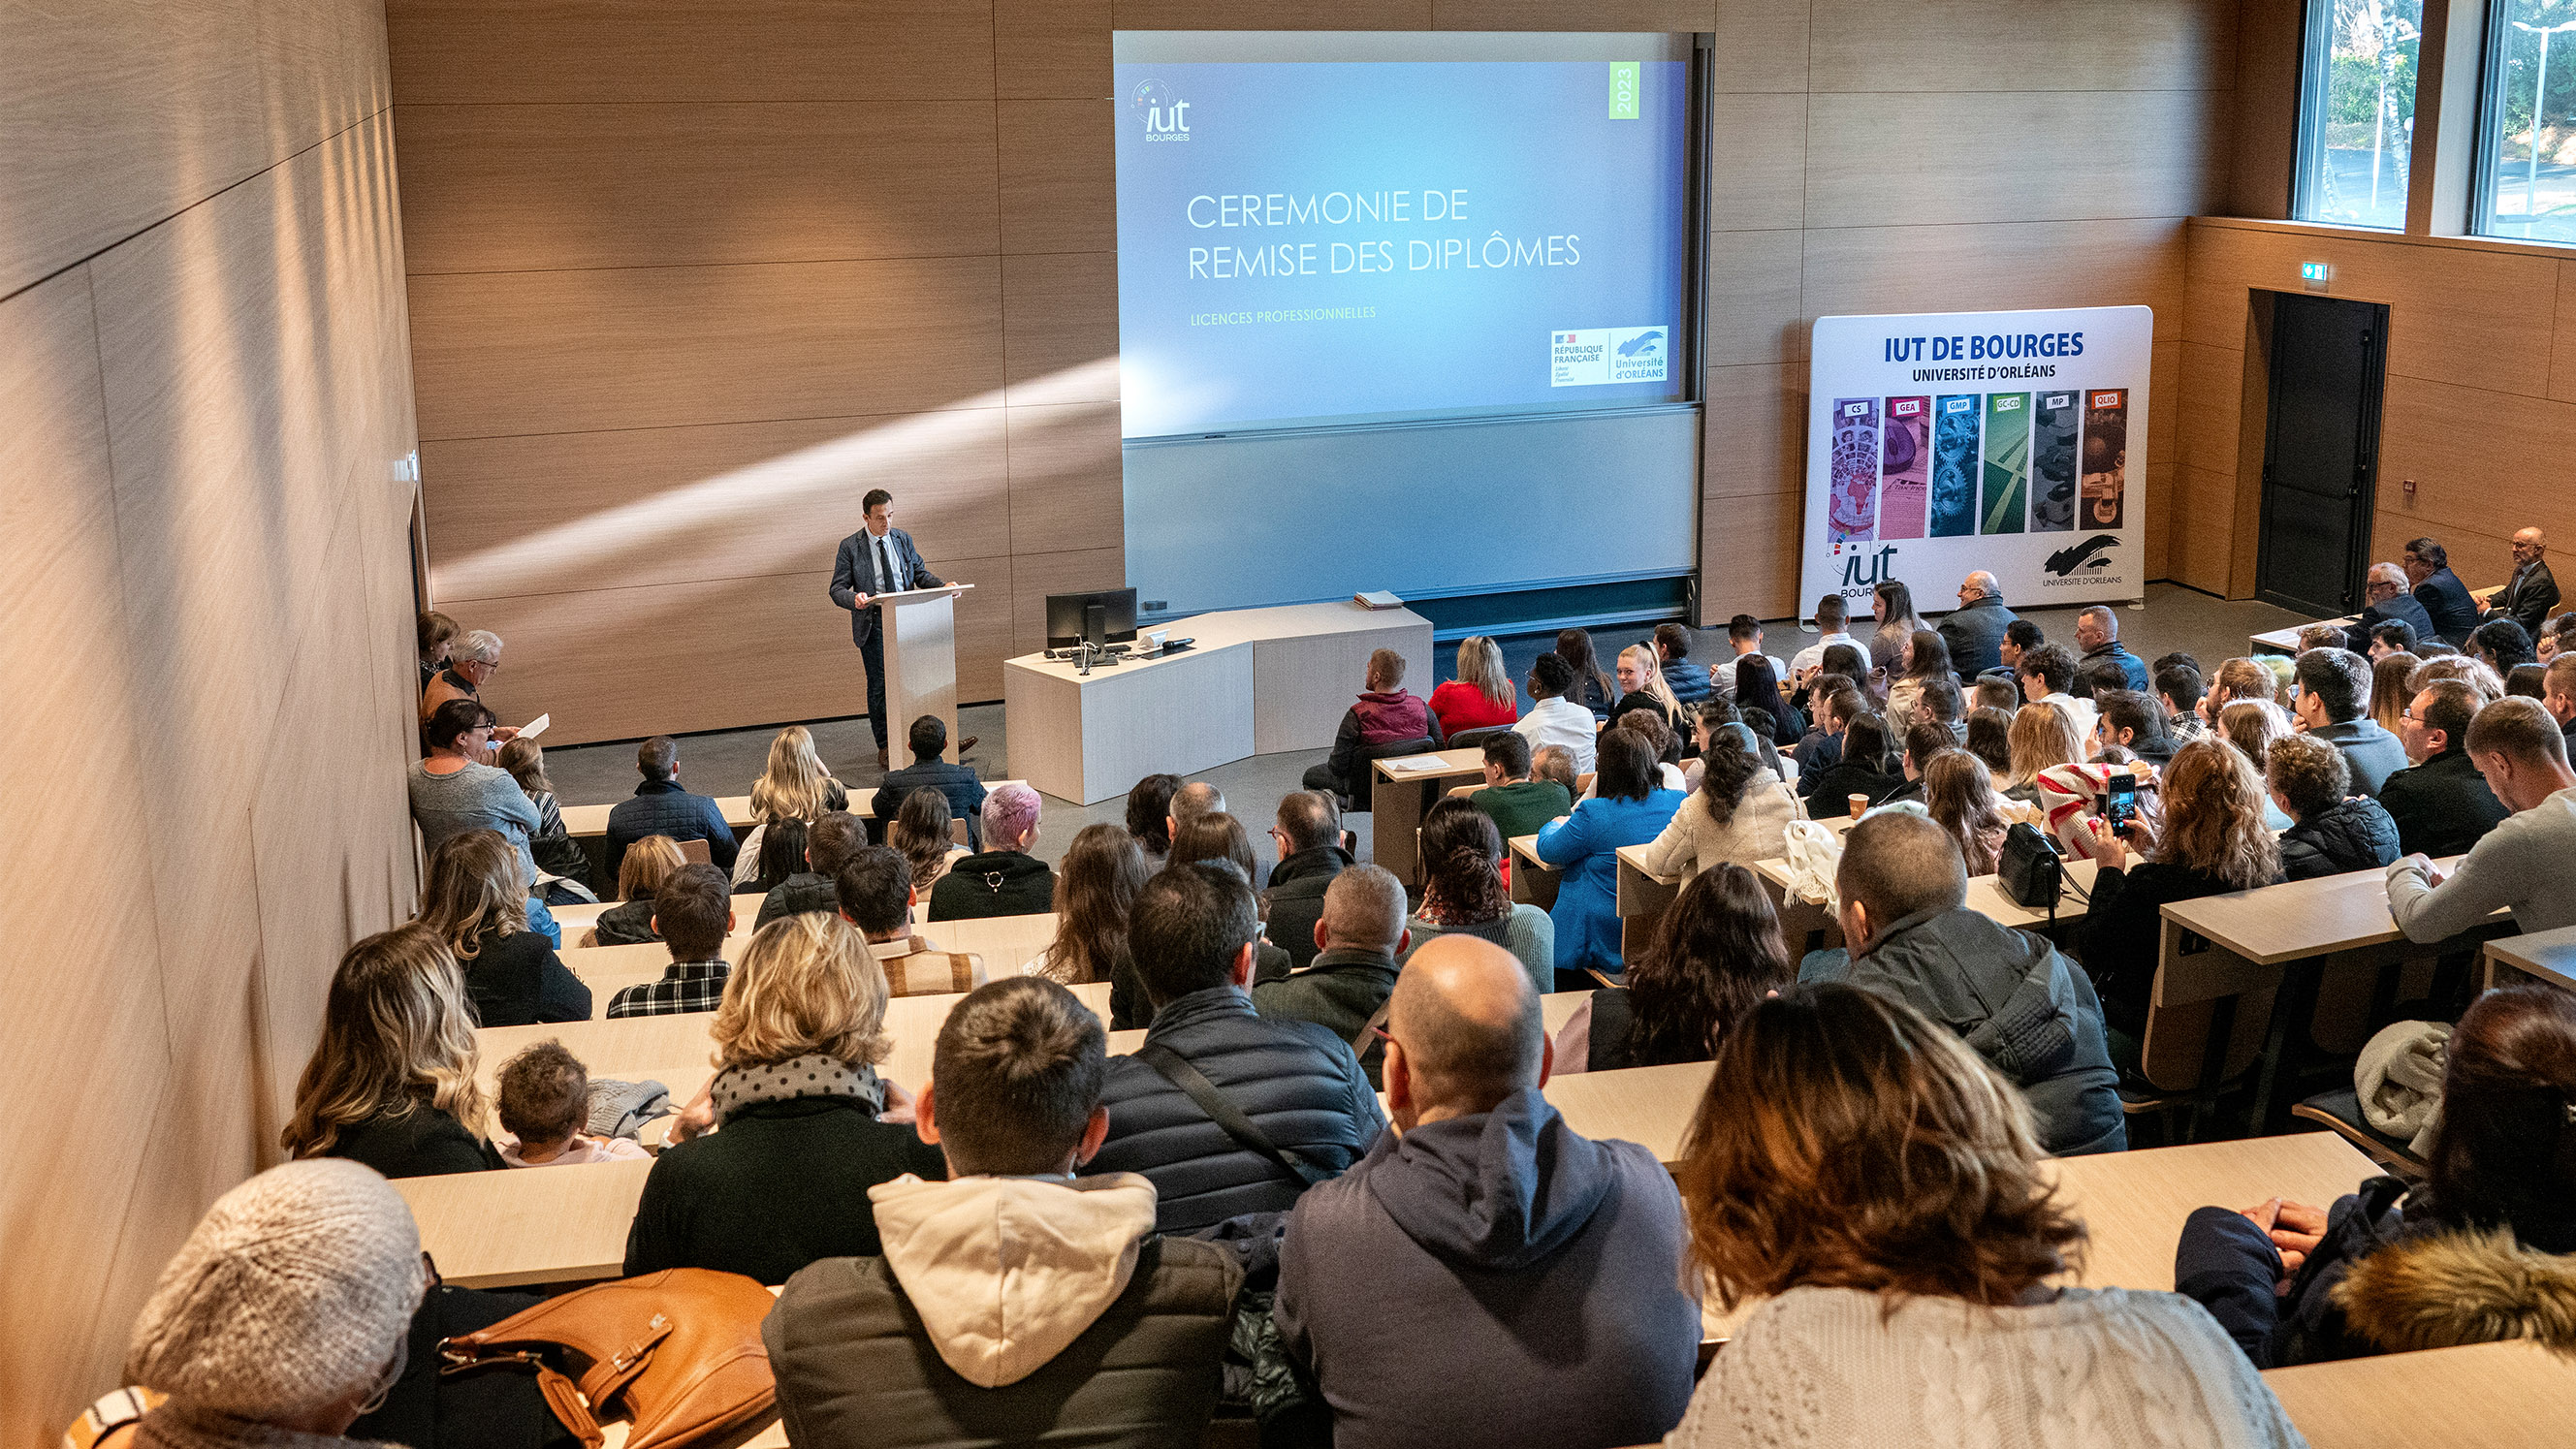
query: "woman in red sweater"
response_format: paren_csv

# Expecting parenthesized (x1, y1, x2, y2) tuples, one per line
(1428, 634, 1522, 736)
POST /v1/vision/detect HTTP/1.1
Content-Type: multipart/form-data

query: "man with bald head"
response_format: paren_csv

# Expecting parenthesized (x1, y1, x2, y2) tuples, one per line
(1801, 812, 2125, 1155)
(1253, 865, 1404, 1087)
(2075, 604, 2150, 692)
(1938, 569, 2020, 677)
(2482, 526, 2560, 640)
(1275, 936, 1698, 1449)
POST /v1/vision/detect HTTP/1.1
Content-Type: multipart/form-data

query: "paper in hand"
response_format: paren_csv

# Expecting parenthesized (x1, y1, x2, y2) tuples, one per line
(518, 713, 550, 740)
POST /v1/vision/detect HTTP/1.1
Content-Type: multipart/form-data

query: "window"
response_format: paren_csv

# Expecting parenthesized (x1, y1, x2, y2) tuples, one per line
(2476, 0, 2576, 240)
(2296, 0, 2425, 230)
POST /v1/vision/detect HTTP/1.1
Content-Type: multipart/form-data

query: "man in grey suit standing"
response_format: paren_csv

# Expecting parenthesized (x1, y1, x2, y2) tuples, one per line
(831, 488, 946, 769)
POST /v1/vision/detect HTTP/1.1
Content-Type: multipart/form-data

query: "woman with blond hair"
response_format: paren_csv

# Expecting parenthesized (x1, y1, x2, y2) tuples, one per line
(2204, 656, 2283, 719)
(2216, 698, 2298, 831)
(1610, 642, 1684, 732)
(1665, 984, 2302, 1447)
(2080, 738, 2284, 1042)
(1924, 751, 2012, 875)
(1427, 633, 1521, 738)
(417, 829, 590, 1027)
(2002, 690, 2084, 803)
(625, 912, 946, 1284)
(282, 924, 499, 1177)
(2369, 651, 2422, 734)
(591, 833, 685, 946)
(734, 724, 850, 885)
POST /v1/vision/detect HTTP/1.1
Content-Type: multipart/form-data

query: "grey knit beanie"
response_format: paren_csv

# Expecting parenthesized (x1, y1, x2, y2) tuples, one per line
(126, 1159, 426, 1417)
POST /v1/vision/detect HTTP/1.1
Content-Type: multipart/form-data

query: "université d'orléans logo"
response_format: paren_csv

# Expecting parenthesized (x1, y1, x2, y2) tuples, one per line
(1131, 79, 1191, 140)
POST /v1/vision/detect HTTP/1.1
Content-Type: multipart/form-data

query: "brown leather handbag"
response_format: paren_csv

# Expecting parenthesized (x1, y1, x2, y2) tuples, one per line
(437, 1269, 779, 1449)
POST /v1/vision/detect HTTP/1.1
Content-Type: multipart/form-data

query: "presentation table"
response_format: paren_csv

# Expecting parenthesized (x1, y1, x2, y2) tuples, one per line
(1369, 746, 1490, 891)
(1002, 601, 1431, 803)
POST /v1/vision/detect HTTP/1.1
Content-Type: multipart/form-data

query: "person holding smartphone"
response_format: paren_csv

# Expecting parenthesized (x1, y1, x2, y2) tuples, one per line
(2075, 739, 2284, 1055)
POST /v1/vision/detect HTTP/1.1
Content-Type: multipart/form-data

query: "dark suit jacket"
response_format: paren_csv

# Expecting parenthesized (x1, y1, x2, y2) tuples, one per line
(1937, 594, 2019, 677)
(2495, 558, 2560, 640)
(2414, 567, 2480, 646)
(870, 758, 988, 848)
(2346, 591, 2436, 653)
(829, 527, 943, 644)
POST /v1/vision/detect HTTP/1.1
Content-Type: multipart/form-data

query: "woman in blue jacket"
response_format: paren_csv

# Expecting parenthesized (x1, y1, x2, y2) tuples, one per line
(1537, 725, 1684, 984)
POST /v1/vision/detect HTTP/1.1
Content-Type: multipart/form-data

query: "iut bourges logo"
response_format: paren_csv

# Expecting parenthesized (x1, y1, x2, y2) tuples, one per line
(1131, 79, 1192, 141)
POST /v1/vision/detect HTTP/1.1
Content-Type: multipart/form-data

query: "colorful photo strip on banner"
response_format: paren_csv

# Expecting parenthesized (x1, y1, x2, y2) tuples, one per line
(2029, 390, 2081, 532)
(1879, 396, 1929, 540)
(1829, 397, 1880, 544)
(1981, 393, 2028, 535)
(2083, 388, 2127, 529)
(1929, 394, 1979, 537)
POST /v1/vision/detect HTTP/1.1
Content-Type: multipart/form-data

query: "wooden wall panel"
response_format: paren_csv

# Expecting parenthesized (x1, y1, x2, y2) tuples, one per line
(999, 102, 1115, 254)
(1808, 0, 2239, 92)
(2549, 258, 2576, 402)
(1709, 0, 1810, 92)
(2227, 0, 2301, 218)
(1007, 402, 1124, 554)
(1804, 91, 2228, 228)
(1702, 362, 1802, 498)
(1431, 0, 1718, 28)
(1707, 94, 1807, 230)
(424, 410, 1012, 602)
(408, 256, 1005, 440)
(1803, 217, 2189, 325)
(1002, 253, 1120, 405)
(997, 0, 1111, 99)
(1111, 0, 1432, 28)
(387, 0, 998, 103)
(397, 103, 1002, 274)
(1698, 488, 1802, 619)
(1706, 229, 1805, 366)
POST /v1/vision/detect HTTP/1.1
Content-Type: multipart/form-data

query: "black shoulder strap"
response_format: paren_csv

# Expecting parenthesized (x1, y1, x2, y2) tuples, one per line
(1136, 1043, 1331, 1187)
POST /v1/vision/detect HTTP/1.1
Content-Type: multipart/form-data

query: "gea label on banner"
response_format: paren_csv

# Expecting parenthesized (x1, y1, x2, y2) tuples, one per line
(1797, 305, 2151, 618)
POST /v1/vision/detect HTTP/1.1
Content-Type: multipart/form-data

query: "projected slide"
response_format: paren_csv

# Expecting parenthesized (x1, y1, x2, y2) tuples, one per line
(1114, 43, 1692, 438)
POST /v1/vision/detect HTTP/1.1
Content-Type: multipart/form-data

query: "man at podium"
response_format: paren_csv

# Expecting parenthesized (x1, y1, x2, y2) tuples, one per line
(831, 488, 945, 769)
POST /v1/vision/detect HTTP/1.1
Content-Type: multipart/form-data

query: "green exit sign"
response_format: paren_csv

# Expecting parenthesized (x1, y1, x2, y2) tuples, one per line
(2301, 262, 2330, 281)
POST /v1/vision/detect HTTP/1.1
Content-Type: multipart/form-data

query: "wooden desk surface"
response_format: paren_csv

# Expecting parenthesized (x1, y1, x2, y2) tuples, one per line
(2263, 1339, 2576, 1448)
(551, 892, 766, 931)
(2159, 856, 2465, 966)
(1371, 746, 1486, 783)
(2484, 923, 2576, 989)
(559, 794, 759, 840)
(2047, 1132, 2369, 1293)
(396, 1157, 653, 1288)
(1613, 843, 1679, 889)
(1753, 855, 2100, 931)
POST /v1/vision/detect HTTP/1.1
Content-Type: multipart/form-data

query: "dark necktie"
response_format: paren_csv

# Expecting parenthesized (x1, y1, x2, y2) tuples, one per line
(875, 535, 897, 596)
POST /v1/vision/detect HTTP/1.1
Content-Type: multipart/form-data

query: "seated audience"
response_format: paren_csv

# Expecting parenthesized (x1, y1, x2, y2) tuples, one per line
(1536, 729, 1685, 981)
(1303, 648, 1438, 797)
(1868, 579, 1926, 674)
(1253, 865, 1407, 1087)
(590, 834, 684, 947)
(871, 714, 988, 850)
(1401, 799, 1557, 995)
(2205, 656, 2283, 718)
(1647, 620, 1712, 708)
(2156, 662, 2208, 741)
(1167, 811, 1291, 979)
(2081, 739, 2283, 1040)
(1039, 824, 1150, 1022)
(1555, 627, 1618, 718)
(1278, 935, 1699, 1449)
(122, 1159, 436, 1449)
(2269, 734, 2400, 882)
(840, 846, 986, 997)
(763, 978, 1241, 1449)
(1530, 741, 1579, 799)
(2019, 642, 2097, 743)
(1911, 676, 1967, 743)
(410, 699, 557, 943)
(2410, 650, 2506, 704)
(736, 723, 852, 883)
(1512, 652, 1599, 773)
(929, 784, 1054, 921)
(1635, 721, 1795, 881)
(2002, 699, 2083, 803)
(1261, 790, 1352, 973)
(2387, 697, 2576, 940)
(1127, 772, 1182, 869)
(605, 864, 736, 1018)
(283, 924, 499, 1177)
(2405, 535, 2483, 645)
(1971, 674, 2021, 715)
(752, 810, 867, 928)
(2472, 617, 2538, 680)
(419, 609, 459, 692)
(2347, 561, 2438, 652)
(2382, 678, 2511, 858)
(494, 1040, 648, 1167)
(1924, 750, 2012, 874)
(1690, 695, 1788, 786)
(1886, 720, 1954, 804)
(1799, 711, 1905, 812)
(1167, 779, 1225, 840)
(1604, 709, 1688, 794)
(2178, 985, 2576, 1369)
(1427, 634, 1522, 737)
(419, 629, 510, 737)
(1939, 570, 2019, 676)
(1965, 705, 2016, 774)
(1788, 591, 1860, 677)
(1669, 984, 2299, 1446)
(2093, 688, 2177, 765)
(2296, 623, 2350, 654)
(1468, 730, 1573, 846)
(2293, 648, 2408, 795)
(624, 912, 945, 1283)
(496, 737, 594, 897)
(1609, 643, 1683, 732)
(889, 787, 957, 896)
(418, 830, 588, 1027)
(2217, 698, 2299, 831)
(2366, 617, 2422, 659)
(603, 735, 739, 881)
(1552, 863, 1790, 1073)
(1733, 651, 1802, 747)
(1884, 627, 1955, 725)
(1715, 614, 1788, 701)
(1991, 615, 2046, 687)
(2076, 604, 2151, 690)
(2509, 662, 2548, 699)
(1090, 863, 1385, 1233)
(1793, 678, 1861, 774)
(2545, 654, 2576, 747)
(2369, 650, 2421, 733)
(741, 816, 809, 897)
(1802, 814, 2124, 1154)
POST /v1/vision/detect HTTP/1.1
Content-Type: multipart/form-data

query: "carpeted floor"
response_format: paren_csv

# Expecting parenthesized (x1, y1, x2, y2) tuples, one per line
(537, 580, 2313, 873)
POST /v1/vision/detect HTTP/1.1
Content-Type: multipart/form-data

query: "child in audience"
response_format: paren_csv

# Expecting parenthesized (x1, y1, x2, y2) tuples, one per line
(1667, 983, 2304, 1448)
(1552, 863, 1790, 1073)
(2178, 985, 2576, 1368)
(592, 834, 684, 946)
(495, 1040, 648, 1166)
(1428, 634, 1521, 737)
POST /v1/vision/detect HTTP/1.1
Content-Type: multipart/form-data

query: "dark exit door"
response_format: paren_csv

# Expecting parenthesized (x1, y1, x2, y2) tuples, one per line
(2256, 292, 2388, 616)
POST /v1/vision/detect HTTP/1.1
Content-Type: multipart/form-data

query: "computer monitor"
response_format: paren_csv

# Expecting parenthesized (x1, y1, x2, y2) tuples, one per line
(1045, 587, 1139, 650)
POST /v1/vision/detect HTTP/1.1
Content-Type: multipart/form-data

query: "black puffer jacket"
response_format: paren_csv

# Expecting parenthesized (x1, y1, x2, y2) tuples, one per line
(926, 849, 1056, 921)
(2278, 796, 2402, 881)
(1091, 988, 1386, 1233)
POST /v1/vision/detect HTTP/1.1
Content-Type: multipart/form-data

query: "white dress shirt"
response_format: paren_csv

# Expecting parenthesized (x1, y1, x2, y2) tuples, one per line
(1513, 696, 1599, 774)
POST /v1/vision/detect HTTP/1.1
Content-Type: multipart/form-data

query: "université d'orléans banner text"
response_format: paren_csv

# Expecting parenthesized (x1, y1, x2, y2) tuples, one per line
(1797, 306, 2153, 614)
(1112, 59, 1691, 440)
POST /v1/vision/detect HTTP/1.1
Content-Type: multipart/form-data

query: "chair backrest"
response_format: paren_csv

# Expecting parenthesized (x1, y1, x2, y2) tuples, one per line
(1447, 724, 1511, 752)
(677, 837, 713, 865)
(2136, 929, 2279, 1094)
(1359, 736, 1439, 766)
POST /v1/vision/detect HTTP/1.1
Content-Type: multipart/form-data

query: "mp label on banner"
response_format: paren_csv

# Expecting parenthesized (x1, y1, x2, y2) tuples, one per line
(1797, 305, 2151, 619)
(1550, 327, 1670, 386)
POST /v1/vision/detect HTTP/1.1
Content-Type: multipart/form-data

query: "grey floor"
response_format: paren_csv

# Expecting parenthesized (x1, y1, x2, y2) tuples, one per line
(538, 581, 2312, 876)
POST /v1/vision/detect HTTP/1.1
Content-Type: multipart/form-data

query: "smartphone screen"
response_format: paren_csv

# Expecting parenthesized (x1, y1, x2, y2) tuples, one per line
(2105, 772, 2139, 836)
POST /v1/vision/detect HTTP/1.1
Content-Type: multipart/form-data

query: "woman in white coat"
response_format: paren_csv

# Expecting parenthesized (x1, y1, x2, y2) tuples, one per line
(1635, 722, 1799, 881)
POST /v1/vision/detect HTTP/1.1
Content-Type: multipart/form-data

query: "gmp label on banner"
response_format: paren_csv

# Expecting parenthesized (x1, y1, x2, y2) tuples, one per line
(1551, 327, 1670, 386)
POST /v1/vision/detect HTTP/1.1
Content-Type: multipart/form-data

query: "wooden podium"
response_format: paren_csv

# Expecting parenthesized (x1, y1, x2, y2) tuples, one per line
(875, 585, 965, 765)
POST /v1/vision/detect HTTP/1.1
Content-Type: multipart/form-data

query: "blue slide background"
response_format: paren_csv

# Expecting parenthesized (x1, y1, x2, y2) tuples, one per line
(1114, 59, 1691, 438)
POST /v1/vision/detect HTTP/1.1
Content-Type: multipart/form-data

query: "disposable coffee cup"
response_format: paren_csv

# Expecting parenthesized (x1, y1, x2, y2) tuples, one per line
(1848, 793, 1867, 819)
